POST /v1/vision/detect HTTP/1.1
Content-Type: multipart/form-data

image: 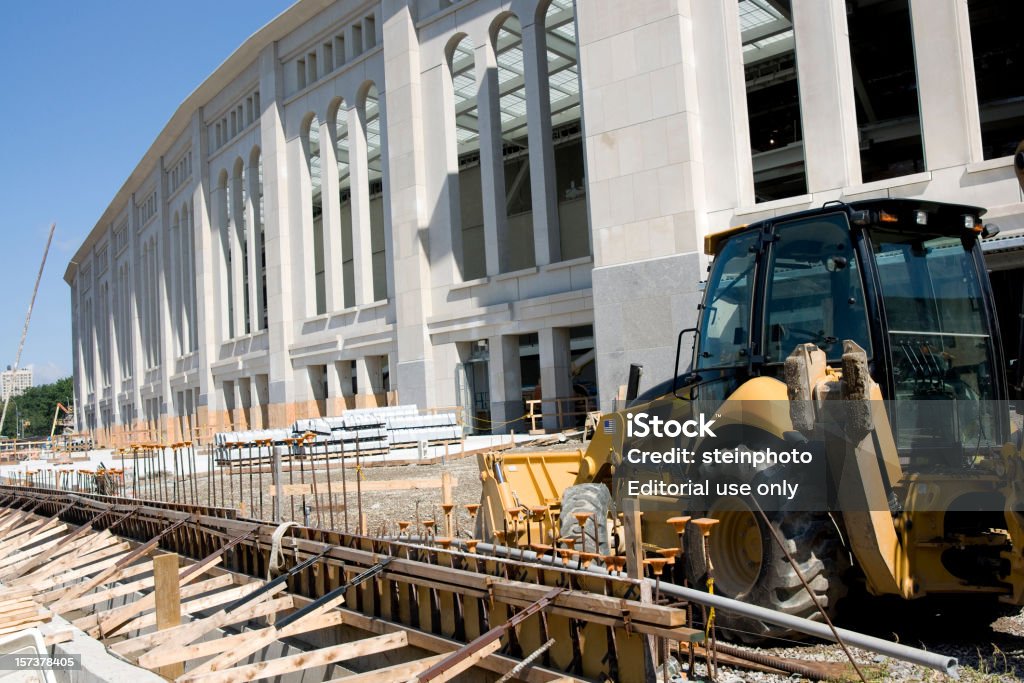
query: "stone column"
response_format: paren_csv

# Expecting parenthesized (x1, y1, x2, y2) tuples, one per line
(190, 107, 219, 433)
(692, 0, 755, 210)
(354, 358, 374, 408)
(487, 335, 523, 433)
(792, 0, 861, 191)
(538, 327, 571, 432)
(909, 0, 983, 168)
(474, 41, 508, 275)
(259, 42, 300, 428)
(521, 19, 561, 266)
(382, 0, 435, 409)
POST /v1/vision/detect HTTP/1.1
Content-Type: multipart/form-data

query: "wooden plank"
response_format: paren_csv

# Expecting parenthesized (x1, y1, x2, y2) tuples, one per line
(108, 580, 264, 638)
(415, 639, 502, 683)
(154, 553, 183, 679)
(17, 538, 128, 588)
(137, 608, 341, 669)
(324, 654, 448, 683)
(44, 559, 155, 607)
(179, 632, 408, 683)
(92, 555, 222, 637)
(25, 546, 131, 591)
(112, 593, 292, 657)
(178, 606, 350, 677)
(59, 571, 234, 615)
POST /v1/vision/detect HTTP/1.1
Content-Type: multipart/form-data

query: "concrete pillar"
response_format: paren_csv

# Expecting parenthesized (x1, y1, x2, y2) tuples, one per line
(190, 107, 220, 432)
(521, 18, 561, 266)
(235, 379, 248, 430)
(127, 192, 145, 426)
(354, 358, 374, 407)
(577, 0, 709, 411)
(792, 0, 861, 191)
(538, 327, 571, 432)
(424, 61, 461, 286)
(326, 360, 344, 415)
(348, 102, 375, 305)
(909, 0, 983, 168)
(259, 42, 300, 427)
(319, 117, 345, 311)
(487, 335, 523, 433)
(382, 0, 434, 409)
(474, 41, 508, 276)
(692, 0, 755, 211)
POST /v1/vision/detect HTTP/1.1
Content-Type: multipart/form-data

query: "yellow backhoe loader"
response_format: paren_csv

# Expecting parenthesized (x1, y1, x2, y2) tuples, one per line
(478, 150, 1024, 641)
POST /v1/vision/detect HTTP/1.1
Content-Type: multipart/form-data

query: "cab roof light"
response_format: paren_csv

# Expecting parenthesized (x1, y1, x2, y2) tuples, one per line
(850, 210, 871, 225)
(962, 214, 982, 233)
(879, 210, 899, 223)
(982, 223, 1000, 239)
(914, 210, 928, 226)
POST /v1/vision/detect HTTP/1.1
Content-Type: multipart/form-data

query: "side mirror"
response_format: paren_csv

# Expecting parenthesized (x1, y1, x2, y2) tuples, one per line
(672, 327, 700, 400)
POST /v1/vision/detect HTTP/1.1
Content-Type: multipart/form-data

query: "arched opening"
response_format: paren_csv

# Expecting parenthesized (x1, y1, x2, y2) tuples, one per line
(493, 14, 535, 271)
(448, 35, 486, 280)
(333, 101, 356, 308)
(542, 0, 588, 259)
(360, 85, 387, 302)
(232, 158, 251, 334)
(249, 147, 267, 330)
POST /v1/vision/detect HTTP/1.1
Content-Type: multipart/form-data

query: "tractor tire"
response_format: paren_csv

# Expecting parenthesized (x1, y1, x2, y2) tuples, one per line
(686, 508, 850, 644)
(559, 483, 613, 556)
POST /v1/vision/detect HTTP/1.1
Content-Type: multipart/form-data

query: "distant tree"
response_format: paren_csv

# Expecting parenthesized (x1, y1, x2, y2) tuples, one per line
(0, 377, 73, 440)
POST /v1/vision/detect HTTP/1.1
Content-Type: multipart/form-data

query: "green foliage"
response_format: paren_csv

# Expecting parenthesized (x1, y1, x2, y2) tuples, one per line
(0, 376, 73, 440)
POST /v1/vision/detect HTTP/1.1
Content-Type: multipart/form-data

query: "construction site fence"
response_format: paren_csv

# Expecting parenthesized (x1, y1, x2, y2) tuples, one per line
(0, 432, 95, 462)
(524, 395, 596, 433)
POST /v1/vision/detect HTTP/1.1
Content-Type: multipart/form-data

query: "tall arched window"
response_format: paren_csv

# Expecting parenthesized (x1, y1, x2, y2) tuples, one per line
(542, 0, 588, 259)
(305, 115, 326, 314)
(493, 14, 536, 271)
(333, 102, 356, 308)
(361, 85, 387, 302)
(249, 147, 267, 330)
(171, 210, 183, 355)
(232, 158, 251, 335)
(448, 35, 486, 280)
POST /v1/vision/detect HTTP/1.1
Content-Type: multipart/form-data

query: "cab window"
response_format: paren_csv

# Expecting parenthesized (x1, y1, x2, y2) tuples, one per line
(762, 214, 871, 363)
(697, 231, 758, 369)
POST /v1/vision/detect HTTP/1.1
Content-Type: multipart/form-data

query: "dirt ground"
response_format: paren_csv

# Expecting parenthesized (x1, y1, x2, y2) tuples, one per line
(164, 449, 486, 538)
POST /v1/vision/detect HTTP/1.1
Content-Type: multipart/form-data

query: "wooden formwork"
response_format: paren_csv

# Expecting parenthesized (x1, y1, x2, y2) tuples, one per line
(0, 486, 702, 682)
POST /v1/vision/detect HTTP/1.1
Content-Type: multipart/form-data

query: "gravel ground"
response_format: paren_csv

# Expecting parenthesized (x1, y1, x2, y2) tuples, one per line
(141, 445, 1024, 681)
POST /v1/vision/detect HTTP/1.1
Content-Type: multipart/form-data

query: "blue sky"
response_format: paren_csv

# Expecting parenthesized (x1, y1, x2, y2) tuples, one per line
(0, 1, 294, 386)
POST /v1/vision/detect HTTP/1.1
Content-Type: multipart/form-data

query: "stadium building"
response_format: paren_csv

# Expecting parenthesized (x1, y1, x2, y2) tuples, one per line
(66, 0, 1023, 444)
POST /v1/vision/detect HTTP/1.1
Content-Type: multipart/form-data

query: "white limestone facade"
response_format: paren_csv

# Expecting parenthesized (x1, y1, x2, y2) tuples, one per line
(66, 0, 1024, 444)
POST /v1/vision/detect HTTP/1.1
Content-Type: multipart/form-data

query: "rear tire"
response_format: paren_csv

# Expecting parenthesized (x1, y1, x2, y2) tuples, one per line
(686, 508, 849, 644)
(559, 483, 613, 556)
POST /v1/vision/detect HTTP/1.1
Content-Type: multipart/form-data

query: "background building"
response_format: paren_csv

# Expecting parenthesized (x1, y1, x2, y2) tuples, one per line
(1, 367, 33, 402)
(66, 0, 1024, 445)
